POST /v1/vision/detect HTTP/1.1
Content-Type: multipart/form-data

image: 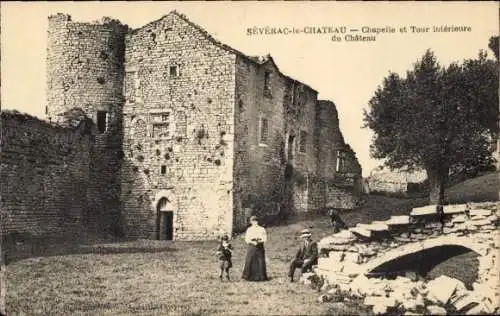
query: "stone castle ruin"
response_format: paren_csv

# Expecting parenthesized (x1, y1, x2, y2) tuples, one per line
(1, 11, 362, 243)
(367, 167, 427, 197)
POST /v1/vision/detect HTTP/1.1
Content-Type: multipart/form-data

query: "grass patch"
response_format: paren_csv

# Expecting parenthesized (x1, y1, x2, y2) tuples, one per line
(6, 216, 370, 316)
(445, 171, 499, 204)
(5, 172, 497, 315)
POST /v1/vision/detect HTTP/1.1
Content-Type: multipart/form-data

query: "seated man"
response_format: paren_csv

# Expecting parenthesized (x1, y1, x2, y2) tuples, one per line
(288, 229, 318, 282)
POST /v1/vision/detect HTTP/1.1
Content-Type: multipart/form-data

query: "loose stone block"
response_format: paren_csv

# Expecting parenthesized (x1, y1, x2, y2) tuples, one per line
(411, 205, 438, 216)
(349, 227, 372, 238)
(443, 204, 468, 215)
(470, 219, 493, 226)
(424, 222, 443, 229)
(427, 275, 465, 305)
(386, 215, 410, 225)
(469, 209, 493, 217)
(426, 305, 447, 315)
(328, 251, 345, 262)
(481, 225, 496, 230)
(343, 252, 361, 264)
(452, 214, 468, 223)
(327, 245, 349, 252)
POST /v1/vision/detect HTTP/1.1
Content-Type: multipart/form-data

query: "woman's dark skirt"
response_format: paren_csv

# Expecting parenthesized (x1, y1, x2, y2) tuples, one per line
(242, 243, 268, 281)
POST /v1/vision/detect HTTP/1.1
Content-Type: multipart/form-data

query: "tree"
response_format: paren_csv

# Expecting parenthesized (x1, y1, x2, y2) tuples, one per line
(363, 48, 498, 205)
(488, 35, 499, 60)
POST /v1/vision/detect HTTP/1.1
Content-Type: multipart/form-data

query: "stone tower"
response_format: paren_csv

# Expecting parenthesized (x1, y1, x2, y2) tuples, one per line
(46, 14, 129, 236)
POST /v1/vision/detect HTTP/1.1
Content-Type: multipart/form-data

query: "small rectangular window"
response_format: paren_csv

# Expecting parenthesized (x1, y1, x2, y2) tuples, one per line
(336, 150, 342, 172)
(169, 65, 179, 78)
(97, 111, 108, 133)
(161, 165, 167, 175)
(264, 71, 271, 97)
(299, 130, 307, 153)
(260, 117, 269, 144)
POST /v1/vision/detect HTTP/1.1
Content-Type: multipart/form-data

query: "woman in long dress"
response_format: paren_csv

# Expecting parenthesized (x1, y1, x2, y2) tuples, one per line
(241, 215, 269, 281)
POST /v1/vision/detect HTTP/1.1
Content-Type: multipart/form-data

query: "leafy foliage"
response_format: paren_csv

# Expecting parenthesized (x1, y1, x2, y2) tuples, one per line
(489, 35, 499, 60)
(363, 44, 499, 203)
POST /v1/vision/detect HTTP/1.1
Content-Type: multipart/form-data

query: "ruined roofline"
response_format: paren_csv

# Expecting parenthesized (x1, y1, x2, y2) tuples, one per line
(315, 100, 362, 171)
(131, 10, 318, 94)
(48, 13, 128, 29)
(1, 109, 90, 132)
(47, 12, 319, 95)
(317, 99, 339, 113)
(316, 99, 346, 145)
(2, 109, 55, 128)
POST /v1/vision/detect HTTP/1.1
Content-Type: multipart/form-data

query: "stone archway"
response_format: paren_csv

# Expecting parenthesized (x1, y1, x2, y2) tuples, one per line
(153, 190, 176, 241)
(368, 244, 480, 287)
(362, 236, 487, 275)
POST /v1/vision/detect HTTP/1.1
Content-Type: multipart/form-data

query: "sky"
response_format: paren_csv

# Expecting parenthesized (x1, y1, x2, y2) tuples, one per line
(1, 2, 498, 177)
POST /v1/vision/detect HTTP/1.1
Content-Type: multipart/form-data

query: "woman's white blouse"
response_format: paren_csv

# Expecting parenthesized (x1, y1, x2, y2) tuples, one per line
(245, 225, 267, 244)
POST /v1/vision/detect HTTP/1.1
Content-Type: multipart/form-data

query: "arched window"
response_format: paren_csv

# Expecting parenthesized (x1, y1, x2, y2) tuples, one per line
(157, 197, 173, 211)
(133, 119, 147, 139)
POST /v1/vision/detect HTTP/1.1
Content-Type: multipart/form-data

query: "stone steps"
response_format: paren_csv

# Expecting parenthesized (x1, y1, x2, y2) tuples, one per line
(319, 203, 499, 252)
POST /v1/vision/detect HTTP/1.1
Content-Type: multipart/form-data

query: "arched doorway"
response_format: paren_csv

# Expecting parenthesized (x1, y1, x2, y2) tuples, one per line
(156, 197, 174, 240)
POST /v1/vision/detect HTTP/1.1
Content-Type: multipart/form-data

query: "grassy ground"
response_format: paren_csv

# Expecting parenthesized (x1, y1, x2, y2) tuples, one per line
(445, 171, 499, 204)
(6, 195, 413, 316)
(5, 172, 498, 315)
(6, 216, 372, 316)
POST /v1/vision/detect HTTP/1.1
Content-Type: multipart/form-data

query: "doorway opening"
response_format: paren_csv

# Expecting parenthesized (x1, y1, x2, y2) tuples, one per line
(156, 197, 174, 240)
(287, 134, 295, 163)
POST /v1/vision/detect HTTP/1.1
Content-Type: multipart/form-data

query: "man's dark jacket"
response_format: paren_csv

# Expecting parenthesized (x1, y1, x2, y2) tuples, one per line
(295, 240, 318, 263)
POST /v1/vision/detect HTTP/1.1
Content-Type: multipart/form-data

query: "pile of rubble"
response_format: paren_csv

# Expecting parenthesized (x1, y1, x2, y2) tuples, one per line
(300, 272, 499, 315)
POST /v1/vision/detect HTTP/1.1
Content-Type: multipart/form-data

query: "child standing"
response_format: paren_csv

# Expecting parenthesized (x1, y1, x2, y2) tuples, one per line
(216, 234, 233, 281)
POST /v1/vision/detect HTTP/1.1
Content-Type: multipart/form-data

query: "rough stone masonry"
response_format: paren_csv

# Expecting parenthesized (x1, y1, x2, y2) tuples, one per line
(315, 202, 500, 314)
(1, 11, 363, 243)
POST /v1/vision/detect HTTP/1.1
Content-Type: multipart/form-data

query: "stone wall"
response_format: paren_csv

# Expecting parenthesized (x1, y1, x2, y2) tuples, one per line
(325, 181, 360, 210)
(316, 101, 342, 179)
(0, 111, 92, 241)
(233, 56, 287, 224)
(121, 12, 236, 240)
(367, 168, 427, 195)
(316, 101, 362, 210)
(283, 79, 320, 213)
(316, 202, 500, 298)
(369, 178, 408, 195)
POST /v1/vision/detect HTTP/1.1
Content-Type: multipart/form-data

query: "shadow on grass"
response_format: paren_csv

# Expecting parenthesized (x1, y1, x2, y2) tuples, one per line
(261, 194, 431, 231)
(3, 236, 177, 265)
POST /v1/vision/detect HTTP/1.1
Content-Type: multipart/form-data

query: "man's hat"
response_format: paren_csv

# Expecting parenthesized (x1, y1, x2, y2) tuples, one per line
(300, 229, 312, 238)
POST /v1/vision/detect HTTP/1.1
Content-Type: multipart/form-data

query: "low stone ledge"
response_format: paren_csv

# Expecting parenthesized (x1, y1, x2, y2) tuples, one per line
(349, 227, 372, 238)
(452, 214, 468, 223)
(318, 203, 499, 292)
(386, 215, 411, 226)
(410, 205, 439, 216)
(469, 208, 493, 217)
(443, 204, 468, 215)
